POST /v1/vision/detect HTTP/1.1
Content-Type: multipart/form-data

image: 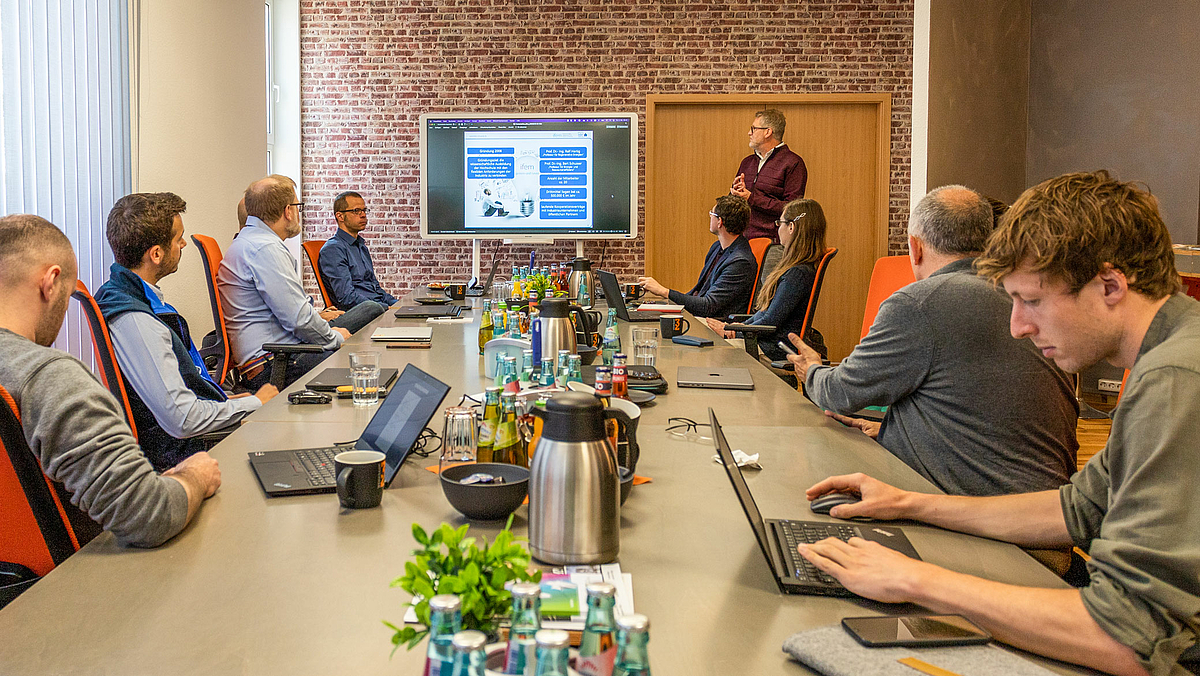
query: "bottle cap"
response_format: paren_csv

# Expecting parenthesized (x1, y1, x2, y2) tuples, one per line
(535, 628, 571, 648)
(429, 594, 461, 612)
(485, 385, 503, 394)
(585, 581, 616, 598)
(511, 582, 541, 598)
(616, 613, 649, 633)
(451, 630, 487, 652)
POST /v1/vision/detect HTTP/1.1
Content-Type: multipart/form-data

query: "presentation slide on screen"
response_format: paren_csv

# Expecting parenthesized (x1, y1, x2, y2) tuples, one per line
(463, 131, 594, 231)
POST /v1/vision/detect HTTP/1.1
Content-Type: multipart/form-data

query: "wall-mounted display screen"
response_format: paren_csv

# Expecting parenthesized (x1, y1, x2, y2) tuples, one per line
(420, 113, 637, 240)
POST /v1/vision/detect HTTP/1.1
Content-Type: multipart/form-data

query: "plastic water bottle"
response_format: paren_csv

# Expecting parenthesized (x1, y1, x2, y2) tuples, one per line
(612, 614, 651, 676)
(576, 582, 618, 676)
(504, 582, 541, 674)
(423, 595, 462, 676)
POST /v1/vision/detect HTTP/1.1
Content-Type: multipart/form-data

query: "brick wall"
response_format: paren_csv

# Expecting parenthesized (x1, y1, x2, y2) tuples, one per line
(299, 0, 914, 300)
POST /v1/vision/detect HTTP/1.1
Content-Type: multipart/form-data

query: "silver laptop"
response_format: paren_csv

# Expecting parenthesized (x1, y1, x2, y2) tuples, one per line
(677, 366, 754, 390)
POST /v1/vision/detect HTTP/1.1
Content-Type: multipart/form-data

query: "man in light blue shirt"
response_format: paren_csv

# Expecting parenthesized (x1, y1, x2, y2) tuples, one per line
(318, 191, 398, 309)
(218, 175, 385, 389)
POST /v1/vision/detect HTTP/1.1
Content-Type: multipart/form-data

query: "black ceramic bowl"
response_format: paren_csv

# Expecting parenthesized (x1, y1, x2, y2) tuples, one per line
(576, 345, 599, 366)
(619, 466, 634, 505)
(440, 463, 530, 521)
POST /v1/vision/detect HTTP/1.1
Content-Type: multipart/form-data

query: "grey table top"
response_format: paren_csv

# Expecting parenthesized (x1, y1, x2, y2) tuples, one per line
(0, 297, 1090, 675)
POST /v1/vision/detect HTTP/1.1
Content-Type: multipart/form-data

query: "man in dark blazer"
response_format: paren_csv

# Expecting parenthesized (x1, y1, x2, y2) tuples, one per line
(731, 108, 807, 242)
(638, 195, 757, 318)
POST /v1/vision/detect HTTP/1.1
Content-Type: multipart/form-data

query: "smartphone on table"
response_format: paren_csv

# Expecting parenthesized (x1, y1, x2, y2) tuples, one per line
(841, 615, 992, 648)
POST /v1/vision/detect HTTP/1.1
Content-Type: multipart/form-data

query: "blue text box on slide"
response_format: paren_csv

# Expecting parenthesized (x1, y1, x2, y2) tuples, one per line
(539, 202, 588, 219)
(540, 174, 588, 186)
(467, 147, 514, 155)
(467, 156, 515, 179)
(539, 159, 588, 174)
(540, 187, 587, 200)
(540, 147, 588, 158)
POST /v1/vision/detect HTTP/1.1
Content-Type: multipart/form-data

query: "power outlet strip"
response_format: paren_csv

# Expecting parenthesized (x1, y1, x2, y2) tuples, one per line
(1098, 379, 1122, 393)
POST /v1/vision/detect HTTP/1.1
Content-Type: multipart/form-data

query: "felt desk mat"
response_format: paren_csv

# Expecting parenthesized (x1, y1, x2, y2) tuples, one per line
(782, 625, 1055, 676)
(424, 464, 652, 506)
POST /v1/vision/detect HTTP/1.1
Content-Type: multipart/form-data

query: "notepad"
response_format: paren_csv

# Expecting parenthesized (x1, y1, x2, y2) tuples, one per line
(635, 303, 683, 312)
(370, 327, 433, 342)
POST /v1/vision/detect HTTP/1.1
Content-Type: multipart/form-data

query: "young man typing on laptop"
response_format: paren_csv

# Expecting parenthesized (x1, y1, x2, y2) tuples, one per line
(796, 172, 1200, 676)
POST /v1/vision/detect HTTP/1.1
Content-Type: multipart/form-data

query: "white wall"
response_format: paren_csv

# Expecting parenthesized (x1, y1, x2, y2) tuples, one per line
(132, 0, 267, 336)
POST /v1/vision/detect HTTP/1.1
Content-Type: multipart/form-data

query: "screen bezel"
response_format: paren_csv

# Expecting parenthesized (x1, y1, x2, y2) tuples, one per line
(419, 112, 639, 241)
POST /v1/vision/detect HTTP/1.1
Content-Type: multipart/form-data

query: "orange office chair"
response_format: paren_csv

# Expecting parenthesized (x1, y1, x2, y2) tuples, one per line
(0, 384, 99, 608)
(746, 237, 775, 313)
(727, 248, 839, 371)
(861, 255, 915, 338)
(192, 234, 324, 390)
(301, 239, 335, 309)
(71, 280, 139, 437)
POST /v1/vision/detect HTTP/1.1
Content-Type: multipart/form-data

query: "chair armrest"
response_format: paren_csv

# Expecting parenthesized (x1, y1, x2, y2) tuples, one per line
(769, 359, 795, 371)
(726, 314, 753, 323)
(262, 343, 325, 354)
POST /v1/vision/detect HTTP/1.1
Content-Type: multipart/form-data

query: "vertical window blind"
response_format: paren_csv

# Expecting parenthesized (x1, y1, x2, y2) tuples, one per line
(0, 0, 131, 361)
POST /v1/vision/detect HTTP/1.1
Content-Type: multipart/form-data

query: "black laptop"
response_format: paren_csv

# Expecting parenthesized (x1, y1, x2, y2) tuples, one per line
(596, 270, 670, 322)
(709, 409, 921, 596)
(248, 364, 450, 497)
(466, 258, 502, 297)
(394, 304, 463, 319)
(304, 367, 399, 393)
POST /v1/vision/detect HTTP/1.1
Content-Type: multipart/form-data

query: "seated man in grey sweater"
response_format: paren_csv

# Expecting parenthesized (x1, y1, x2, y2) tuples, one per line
(0, 214, 220, 548)
(795, 171, 1199, 676)
(787, 185, 1079, 497)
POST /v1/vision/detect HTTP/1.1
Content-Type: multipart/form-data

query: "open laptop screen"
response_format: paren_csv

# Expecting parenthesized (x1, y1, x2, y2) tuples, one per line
(710, 409, 776, 569)
(596, 270, 631, 319)
(360, 364, 450, 485)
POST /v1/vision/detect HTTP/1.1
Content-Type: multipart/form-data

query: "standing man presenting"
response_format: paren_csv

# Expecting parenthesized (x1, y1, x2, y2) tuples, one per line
(731, 108, 807, 242)
(318, 190, 398, 310)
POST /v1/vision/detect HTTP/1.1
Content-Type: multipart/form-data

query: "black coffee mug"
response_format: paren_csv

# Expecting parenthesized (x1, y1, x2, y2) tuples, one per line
(622, 283, 643, 301)
(443, 283, 467, 300)
(659, 314, 690, 338)
(335, 450, 385, 509)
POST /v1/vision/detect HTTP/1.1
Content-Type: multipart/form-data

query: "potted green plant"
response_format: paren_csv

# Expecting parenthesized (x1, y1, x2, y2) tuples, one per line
(524, 272, 564, 303)
(385, 517, 542, 653)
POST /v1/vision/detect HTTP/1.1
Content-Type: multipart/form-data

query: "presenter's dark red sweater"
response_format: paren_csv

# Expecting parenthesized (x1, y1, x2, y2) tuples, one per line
(734, 144, 807, 242)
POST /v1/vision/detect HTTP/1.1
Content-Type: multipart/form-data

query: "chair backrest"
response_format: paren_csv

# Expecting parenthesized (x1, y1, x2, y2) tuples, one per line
(70, 280, 138, 438)
(0, 385, 86, 578)
(301, 239, 335, 309)
(190, 234, 234, 386)
(799, 248, 839, 338)
(747, 237, 775, 313)
(861, 255, 916, 339)
(750, 243, 784, 311)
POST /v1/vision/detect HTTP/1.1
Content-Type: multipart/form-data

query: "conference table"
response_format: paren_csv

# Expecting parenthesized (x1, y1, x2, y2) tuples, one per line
(0, 296, 1094, 675)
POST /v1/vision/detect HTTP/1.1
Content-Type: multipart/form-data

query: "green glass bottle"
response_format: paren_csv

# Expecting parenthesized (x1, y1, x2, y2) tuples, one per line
(449, 630, 488, 676)
(602, 308, 621, 365)
(479, 300, 494, 355)
(612, 614, 651, 676)
(424, 594, 463, 676)
(533, 629, 571, 676)
(576, 582, 618, 676)
(492, 391, 526, 466)
(477, 386, 502, 463)
(503, 582, 541, 674)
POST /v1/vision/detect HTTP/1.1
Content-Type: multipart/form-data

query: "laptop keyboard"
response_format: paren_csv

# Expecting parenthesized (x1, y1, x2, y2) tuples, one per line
(778, 521, 858, 585)
(293, 448, 338, 486)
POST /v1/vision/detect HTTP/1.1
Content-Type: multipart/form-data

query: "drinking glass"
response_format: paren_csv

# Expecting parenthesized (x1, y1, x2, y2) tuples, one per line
(632, 327, 659, 366)
(439, 406, 478, 475)
(349, 351, 381, 406)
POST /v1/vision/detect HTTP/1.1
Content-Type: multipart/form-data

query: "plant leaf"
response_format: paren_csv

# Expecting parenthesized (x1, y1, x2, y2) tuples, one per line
(412, 523, 429, 545)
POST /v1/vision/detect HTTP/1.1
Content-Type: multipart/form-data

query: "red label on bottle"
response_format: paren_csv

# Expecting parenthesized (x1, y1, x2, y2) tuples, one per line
(576, 647, 617, 676)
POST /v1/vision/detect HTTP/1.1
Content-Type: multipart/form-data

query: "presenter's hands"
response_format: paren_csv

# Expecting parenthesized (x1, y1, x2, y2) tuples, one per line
(786, 332, 824, 375)
(731, 174, 750, 199)
(320, 308, 345, 321)
(254, 383, 280, 404)
(334, 327, 352, 340)
(806, 473, 913, 521)
(797, 537, 932, 604)
(637, 276, 669, 298)
(825, 410, 882, 438)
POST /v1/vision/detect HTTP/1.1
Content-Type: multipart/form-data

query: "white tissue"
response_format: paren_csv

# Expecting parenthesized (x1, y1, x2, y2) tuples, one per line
(714, 449, 761, 470)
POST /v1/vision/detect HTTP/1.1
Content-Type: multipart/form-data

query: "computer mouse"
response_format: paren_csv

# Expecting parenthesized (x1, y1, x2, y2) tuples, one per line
(809, 492, 861, 515)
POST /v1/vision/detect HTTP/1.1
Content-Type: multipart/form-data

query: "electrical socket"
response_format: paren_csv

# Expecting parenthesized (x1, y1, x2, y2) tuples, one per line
(1098, 379, 1122, 393)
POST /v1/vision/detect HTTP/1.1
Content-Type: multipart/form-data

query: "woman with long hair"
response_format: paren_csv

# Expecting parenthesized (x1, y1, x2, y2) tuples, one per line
(705, 197, 829, 361)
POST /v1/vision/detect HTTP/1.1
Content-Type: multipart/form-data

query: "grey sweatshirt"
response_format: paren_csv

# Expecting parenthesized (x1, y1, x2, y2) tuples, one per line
(804, 258, 1079, 496)
(0, 328, 189, 547)
(1062, 294, 1200, 676)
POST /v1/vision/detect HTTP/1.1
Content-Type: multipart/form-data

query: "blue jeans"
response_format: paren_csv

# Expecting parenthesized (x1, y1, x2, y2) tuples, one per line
(246, 300, 387, 390)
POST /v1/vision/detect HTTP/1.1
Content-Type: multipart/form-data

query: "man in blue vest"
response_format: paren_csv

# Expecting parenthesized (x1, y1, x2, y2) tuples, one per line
(95, 193, 278, 471)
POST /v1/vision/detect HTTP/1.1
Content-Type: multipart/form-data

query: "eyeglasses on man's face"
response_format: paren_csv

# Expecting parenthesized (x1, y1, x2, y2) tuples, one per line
(709, 210, 719, 219)
(289, 201, 306, 210)
(749, 125, 770, 133)
(338, 208, 369, 216)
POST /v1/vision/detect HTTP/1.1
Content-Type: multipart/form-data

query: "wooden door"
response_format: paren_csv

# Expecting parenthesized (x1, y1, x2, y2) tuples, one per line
(646, 95, 891, 361)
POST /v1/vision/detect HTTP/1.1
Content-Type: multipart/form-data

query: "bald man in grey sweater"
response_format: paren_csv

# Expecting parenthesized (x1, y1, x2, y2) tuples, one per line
(0, 214, 220, 547)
